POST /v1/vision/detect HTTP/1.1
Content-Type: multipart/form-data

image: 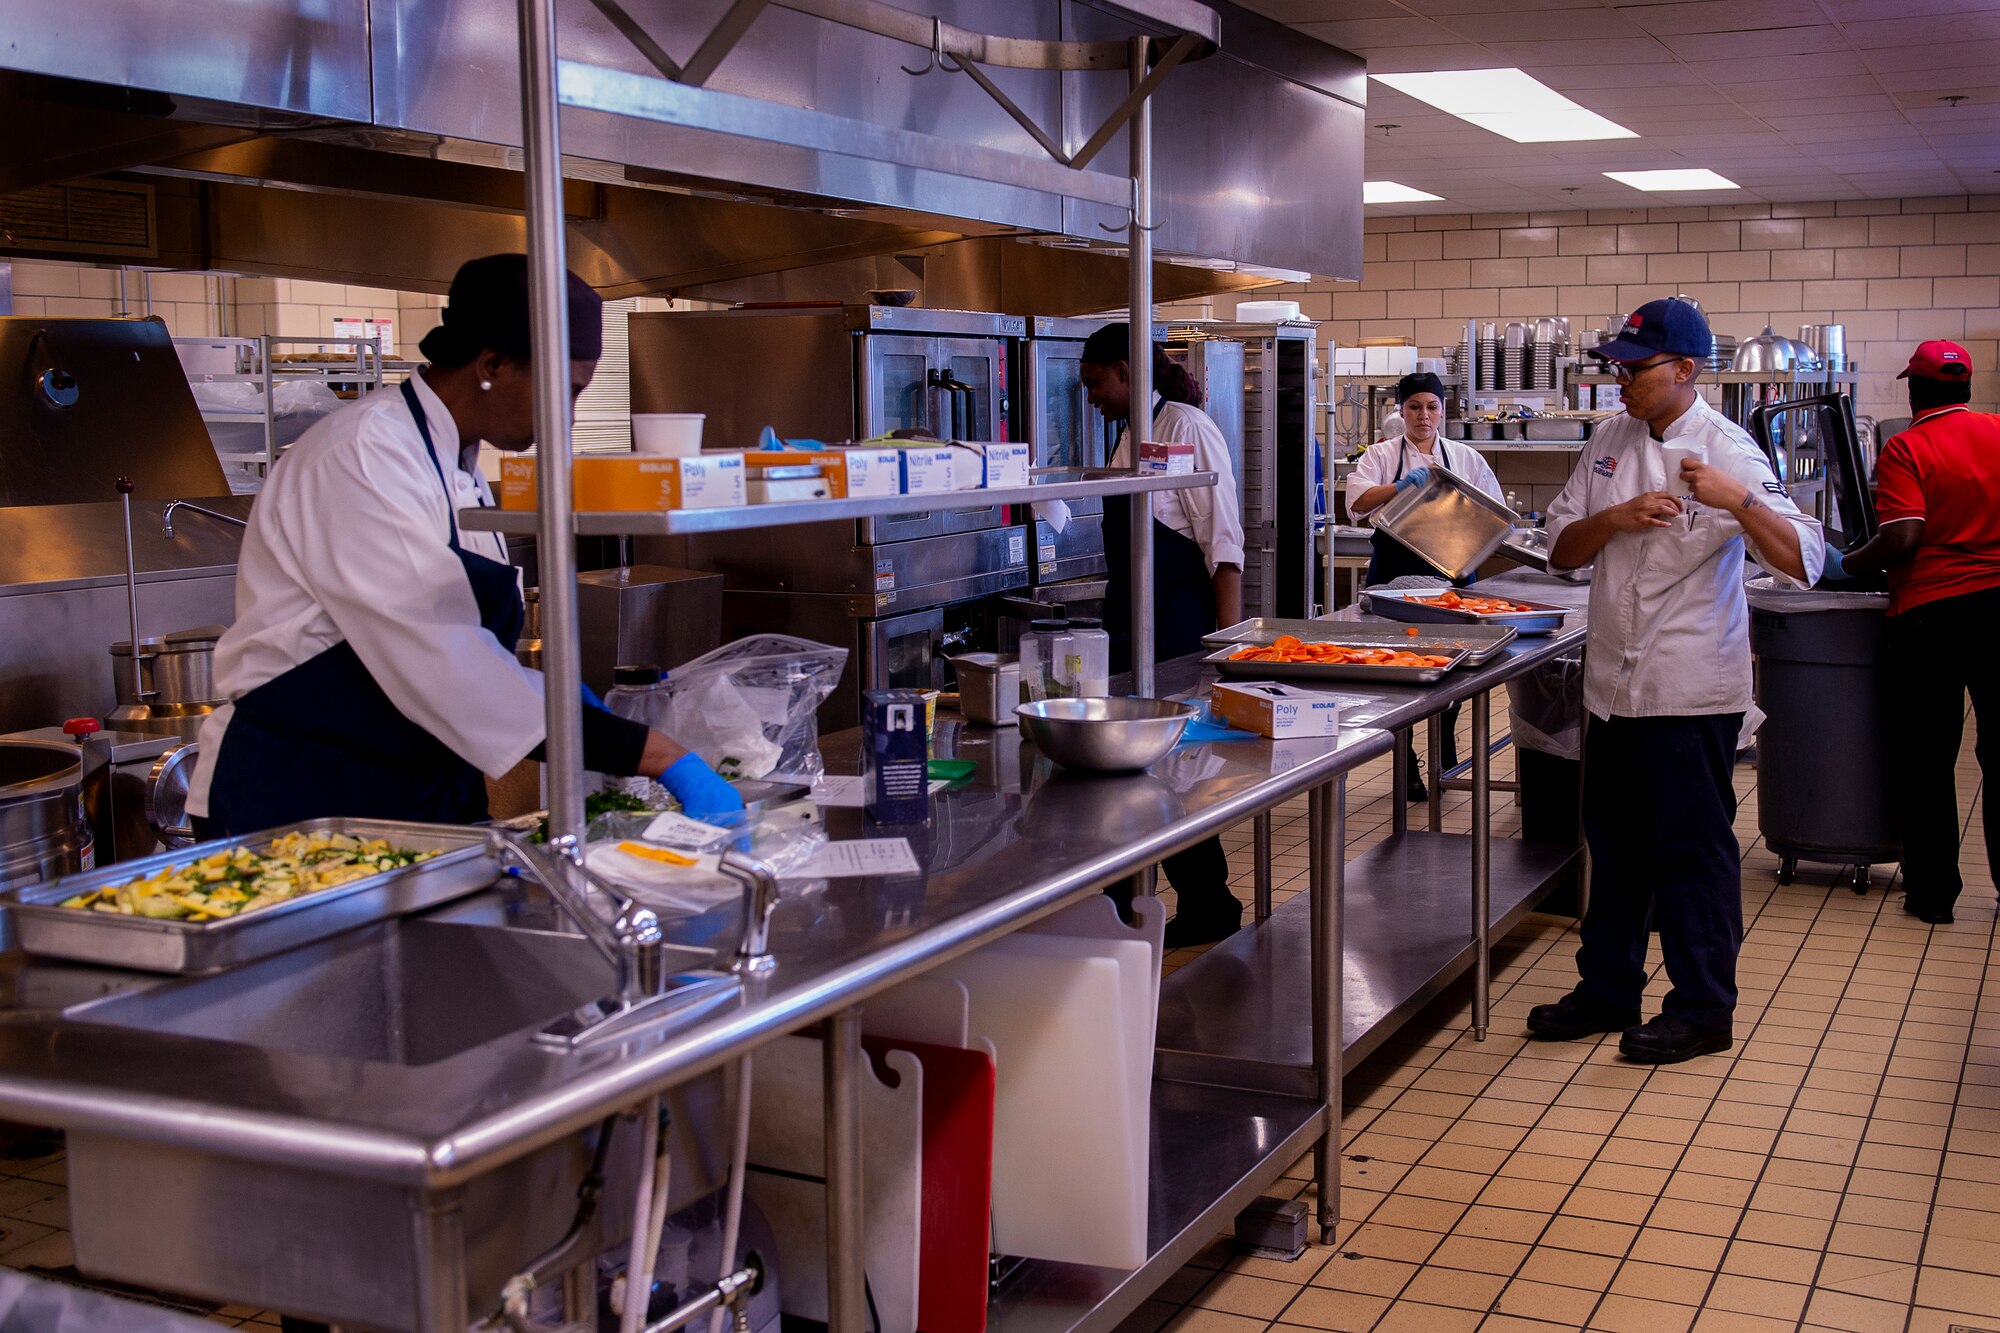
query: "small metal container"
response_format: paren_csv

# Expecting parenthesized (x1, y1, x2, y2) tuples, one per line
(0, 740, 94, 896)
(950, 652, 1021, 726)
(7, 818, 496, 972)
(1369, 467, 1521, 580)
(1016, 697, 1196, 772)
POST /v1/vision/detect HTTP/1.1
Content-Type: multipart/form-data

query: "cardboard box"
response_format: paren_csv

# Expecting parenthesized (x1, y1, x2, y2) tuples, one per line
(741, 448, 901, 499)
(899, 445, 980, 494)
(1211, 680, 1345, 738)
(499, 454, 746, 511)
(1138, 440, 1196, 475)
(863, 689, 931, 822)
(966, 441, 1031, 489)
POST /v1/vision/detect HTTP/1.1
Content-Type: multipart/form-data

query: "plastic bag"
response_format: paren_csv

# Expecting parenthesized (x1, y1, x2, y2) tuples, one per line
(653, 636, 847, 782)
(581, 799, 826, 917)
(1506, 653, 1584, 760)
(0, 1271, 218, 1333)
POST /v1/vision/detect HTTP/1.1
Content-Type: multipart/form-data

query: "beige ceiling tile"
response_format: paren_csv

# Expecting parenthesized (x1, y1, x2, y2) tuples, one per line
(1820, 0, 2000, 17)
(1435, 8, 1650, 41)
(1658, 27, 1855, 62)
(1840, 12, 2000, 45)
(1688, 50, 1874, 82)
(1863, 38, 2000, 71)
(1293, 16, 1463, 48)
(1619, 0, 1829, 33)
(1489, 37, 1673, 64)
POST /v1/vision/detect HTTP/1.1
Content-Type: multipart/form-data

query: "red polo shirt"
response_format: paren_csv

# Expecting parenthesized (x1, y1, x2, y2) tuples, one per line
(1873, 405, 2000, 614)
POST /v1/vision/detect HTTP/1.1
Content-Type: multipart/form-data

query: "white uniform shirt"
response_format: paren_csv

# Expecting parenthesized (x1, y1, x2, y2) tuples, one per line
(187, 376, 547, 816)
(1109, 395, 1247, 573)
(1347, 436, 1503, 522)
(1543, 395, 1824, 721)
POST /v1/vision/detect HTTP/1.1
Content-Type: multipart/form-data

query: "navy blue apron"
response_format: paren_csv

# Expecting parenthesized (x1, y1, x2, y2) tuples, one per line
(1104, 406, 1218, 673)
(203, 380, 525, 835)
(1366, 439, 1477, 588)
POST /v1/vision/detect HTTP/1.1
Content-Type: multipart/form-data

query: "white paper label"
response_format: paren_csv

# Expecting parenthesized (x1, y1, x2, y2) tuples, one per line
(788, 838, 921, 878)
(811, 774, 950, 808)
(642, 811, 732, 851)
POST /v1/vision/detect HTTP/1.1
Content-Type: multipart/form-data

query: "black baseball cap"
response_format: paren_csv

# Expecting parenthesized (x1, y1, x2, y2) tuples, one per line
(1593, 298, 1714, 362)
(418, 253, 604, 366)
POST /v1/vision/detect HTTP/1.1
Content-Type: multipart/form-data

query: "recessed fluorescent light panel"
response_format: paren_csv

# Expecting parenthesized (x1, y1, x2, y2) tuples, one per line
(1370, 68, 1636, 143)
(1604, 168, 1740, 191)
(1363, 181, 1443, 204)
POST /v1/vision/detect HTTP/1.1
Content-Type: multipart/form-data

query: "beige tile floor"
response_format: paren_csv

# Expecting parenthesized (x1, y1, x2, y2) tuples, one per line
(0, 723, 1988, 1332)
(1143, 719, 1996, 1333)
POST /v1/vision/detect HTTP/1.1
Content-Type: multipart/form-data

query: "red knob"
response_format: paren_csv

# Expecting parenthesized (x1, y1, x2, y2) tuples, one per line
(63, 717, 103, 738)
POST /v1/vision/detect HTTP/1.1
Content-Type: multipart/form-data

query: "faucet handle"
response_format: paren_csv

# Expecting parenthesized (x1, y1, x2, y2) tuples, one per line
(720, 850, 781, 975)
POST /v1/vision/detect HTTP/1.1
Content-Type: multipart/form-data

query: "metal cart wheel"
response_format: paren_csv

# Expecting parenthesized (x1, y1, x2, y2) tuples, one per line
(1777, 857, 1796, 885)
(1850, 865, 1871, 895)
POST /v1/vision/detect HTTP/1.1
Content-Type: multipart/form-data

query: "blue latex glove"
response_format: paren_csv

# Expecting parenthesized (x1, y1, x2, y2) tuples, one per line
(580, 683, 607, 712)
(659, 752, 744, 822)
(1177, 704, 1260, 746)
(1820, 547, 1848, 583)
(1396, 466, 1432, 492)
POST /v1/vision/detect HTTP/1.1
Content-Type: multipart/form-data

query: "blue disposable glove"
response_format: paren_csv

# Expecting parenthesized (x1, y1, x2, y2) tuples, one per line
(1819, 547, 1848, 584)
(1396, 466, 1432, 492)
(659, 752, 744, 823)
(580, 683, 607, 712)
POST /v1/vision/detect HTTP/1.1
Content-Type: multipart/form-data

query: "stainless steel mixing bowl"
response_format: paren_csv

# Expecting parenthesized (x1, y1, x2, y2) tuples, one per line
(1015, 697, 1198, 772)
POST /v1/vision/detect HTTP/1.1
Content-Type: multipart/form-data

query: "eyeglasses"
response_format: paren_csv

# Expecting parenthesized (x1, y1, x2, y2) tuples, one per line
(1605, 355, 1684, 383)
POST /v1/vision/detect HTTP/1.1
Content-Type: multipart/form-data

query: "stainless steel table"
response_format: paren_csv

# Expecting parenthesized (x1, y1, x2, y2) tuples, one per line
(0, 717, 1392, 1333)
(1155, 574, 1588, 1111)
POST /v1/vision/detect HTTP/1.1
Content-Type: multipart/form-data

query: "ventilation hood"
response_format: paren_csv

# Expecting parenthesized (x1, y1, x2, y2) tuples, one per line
(0, 0, 1365, 305)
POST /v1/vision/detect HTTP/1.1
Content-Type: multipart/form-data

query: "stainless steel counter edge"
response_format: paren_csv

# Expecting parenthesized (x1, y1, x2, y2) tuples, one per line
(0, 724, 1395, 1190)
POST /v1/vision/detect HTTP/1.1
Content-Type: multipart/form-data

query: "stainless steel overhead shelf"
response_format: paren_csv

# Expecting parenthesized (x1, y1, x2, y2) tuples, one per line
(1571, 369, 1859, 386)
(460, 469, 1216, 536)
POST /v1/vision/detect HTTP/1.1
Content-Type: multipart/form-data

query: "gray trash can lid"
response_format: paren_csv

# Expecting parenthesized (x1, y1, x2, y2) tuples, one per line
(1745, 575, 1889, 615)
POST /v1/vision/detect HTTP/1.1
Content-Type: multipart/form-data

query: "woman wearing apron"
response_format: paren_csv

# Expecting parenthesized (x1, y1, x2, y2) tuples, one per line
(1083, 323, 1248, 946)
(1347, 371, 1504, 800)
(188, 254, 740, 837)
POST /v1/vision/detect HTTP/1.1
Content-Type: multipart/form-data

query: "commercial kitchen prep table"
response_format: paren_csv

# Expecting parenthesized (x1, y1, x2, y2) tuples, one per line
(0, 714, 1391, 1333)
(1155, 578, 1589, 1099)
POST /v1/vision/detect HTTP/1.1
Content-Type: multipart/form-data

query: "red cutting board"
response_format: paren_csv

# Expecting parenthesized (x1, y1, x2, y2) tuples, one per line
(864, 1035, 996, 1333)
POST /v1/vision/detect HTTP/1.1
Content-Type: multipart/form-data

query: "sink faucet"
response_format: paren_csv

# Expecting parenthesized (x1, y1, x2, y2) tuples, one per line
(720, 850, 780, 974)
(162, 500, 248, 539)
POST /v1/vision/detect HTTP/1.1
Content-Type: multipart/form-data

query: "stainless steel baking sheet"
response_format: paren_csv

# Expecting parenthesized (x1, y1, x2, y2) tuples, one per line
(1204, 641, 1470, 685)
(6, 819, 495, 973)
(1362, 588, 1569, 636)
(1202, 617, 1518, 665)
(1370, 468, 1521, 580)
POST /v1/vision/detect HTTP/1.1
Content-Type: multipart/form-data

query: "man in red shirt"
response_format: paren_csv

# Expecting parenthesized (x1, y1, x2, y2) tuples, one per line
(1822, 340, 2000, 923)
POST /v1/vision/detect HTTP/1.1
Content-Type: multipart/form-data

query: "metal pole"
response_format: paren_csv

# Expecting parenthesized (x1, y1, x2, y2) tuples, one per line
(1390, 731, 1409, 836)
(1425, 715, 1444, 831)
(823, 1007, 866, 1333)
(1252, 811, 1274, 922)
(1471, 690, 1492, 1040)
(517, 0, 588, 847)
(1309, 777, 1345, 1244)
(1126, 34, 1156, 697)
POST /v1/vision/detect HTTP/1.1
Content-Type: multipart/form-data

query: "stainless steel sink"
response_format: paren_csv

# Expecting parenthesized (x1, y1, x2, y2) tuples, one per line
(67, 916, 634, 1065)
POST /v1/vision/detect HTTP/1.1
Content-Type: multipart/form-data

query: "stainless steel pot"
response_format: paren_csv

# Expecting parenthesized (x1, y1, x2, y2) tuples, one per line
(110, 625, 222, 707)
(1800, 323, 1846, 372)
(0, 740, 95, 892)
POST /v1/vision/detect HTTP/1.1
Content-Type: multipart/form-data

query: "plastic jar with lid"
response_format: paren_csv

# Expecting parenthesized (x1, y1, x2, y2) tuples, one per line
(1017, 619, 1073, 705)
(1059, 616, 1111, 698)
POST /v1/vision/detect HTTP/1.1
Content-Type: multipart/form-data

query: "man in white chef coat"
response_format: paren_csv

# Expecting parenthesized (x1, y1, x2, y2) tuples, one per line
(1529, 298, 1824, 1063)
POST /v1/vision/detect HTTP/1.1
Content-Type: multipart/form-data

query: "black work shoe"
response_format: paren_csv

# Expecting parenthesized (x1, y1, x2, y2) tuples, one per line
(1406, 777, 1430, 803)
(1618, 1014, 1733, 1064)
(1164, 899, 1243, 949)
(1526, 991, 1640, 1041)
(1903, 897, 1956, 925)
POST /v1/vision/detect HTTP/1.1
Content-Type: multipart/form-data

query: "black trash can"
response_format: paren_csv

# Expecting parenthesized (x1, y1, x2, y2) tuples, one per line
(1748, 582, 1900, 888)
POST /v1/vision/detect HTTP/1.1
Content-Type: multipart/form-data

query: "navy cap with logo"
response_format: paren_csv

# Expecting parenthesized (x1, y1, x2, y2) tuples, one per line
(1592, 298, 1714, 363)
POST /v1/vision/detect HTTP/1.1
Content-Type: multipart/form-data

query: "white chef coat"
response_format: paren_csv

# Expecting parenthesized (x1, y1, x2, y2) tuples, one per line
(187, 375, 546, 816)
(1543, 395, 1824, 721)
(1109, 395, 1247, 573)
(1346, 436, 1503, 522)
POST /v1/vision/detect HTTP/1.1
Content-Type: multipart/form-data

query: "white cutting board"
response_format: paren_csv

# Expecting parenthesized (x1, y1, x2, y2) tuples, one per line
(745, 1036, 923, 1333)
(929, 948, 1147, 1270)
(988, 933, 1155, 1227)
(862, 974, 971, 1049)
(1020, 894, 1166, 1017)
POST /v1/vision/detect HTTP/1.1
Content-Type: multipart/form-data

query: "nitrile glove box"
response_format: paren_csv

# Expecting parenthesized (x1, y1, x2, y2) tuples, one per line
(898, 446, 975, 494)
(1210, 681, 1345, 738)
(863, 689, 931, 822)
(968, 441, 1031, 488)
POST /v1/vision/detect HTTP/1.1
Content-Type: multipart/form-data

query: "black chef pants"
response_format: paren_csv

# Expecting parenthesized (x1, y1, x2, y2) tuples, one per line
(1575, 712, 1745, 1031)
(1889, 584, 2000, 919)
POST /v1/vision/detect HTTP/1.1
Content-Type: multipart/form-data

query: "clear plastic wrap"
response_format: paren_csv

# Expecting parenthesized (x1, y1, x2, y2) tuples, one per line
(581, 799, 826, 917)
(626, 636, 848, 783)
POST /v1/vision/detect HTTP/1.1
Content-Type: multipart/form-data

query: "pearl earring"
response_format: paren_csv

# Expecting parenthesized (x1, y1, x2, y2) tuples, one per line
(479, 380, 493, 391)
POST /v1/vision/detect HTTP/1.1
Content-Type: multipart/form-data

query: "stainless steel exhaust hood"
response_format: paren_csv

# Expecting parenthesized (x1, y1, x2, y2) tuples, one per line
(0, 0, 1365, 299)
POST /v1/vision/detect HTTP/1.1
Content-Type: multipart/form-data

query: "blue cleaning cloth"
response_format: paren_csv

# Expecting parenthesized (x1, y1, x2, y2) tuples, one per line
(757, 426, 836, 451)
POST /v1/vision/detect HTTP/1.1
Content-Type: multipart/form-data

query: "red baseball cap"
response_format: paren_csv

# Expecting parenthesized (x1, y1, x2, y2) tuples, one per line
(1897, 339, 1973, 381)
